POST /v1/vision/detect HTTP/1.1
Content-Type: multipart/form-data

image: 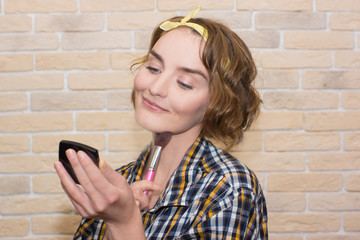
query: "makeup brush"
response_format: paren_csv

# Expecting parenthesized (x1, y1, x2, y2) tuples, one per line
(144, 132, 172, 195)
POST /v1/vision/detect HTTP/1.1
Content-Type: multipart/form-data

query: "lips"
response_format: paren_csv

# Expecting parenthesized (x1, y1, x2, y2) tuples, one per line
(142, 96, 168, 112)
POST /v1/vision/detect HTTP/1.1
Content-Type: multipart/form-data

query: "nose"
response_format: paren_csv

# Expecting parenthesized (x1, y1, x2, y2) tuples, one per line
(148, 73, 169, 97)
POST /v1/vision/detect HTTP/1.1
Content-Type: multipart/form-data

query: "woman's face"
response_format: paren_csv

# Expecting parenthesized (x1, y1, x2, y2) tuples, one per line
(134, 28, 210, 137)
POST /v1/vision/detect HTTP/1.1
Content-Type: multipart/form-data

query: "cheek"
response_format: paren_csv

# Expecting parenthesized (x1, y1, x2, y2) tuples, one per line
(133, 70, 147, 92)
(172, 94, 210, 119)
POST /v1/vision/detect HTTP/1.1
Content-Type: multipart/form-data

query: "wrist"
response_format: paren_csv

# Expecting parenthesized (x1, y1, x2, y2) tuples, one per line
(105, 208, 145, 240)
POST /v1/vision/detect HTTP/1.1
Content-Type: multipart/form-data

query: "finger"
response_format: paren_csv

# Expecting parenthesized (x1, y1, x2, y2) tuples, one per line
(132, 188, 149, 211)
(68, 150, 102, 196)
(64, 151, 106, 212)
(98, 158, 130, 190)
(131, 180, 161, 192)
(55, 161, 94, 215)
(60, 181, 90, 218)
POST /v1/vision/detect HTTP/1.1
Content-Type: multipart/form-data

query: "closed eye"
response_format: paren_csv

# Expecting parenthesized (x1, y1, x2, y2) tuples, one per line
(146, 66, 161, 74)
(177, 81, 193, 90)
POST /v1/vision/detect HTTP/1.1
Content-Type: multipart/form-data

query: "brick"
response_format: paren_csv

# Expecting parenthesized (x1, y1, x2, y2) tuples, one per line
(317, 0, 360, 11)
(36, 52, 109, 70)
(268, 173, 342, 192)
(344, 133, 360, 151)
(284, 32, 354, 49)
(331, 14, 360, 30)
(303, 70, 360, 89)
(0, 15, 32, 32)
(31, 91, 106, 111)
(0, 195, 72, 215)
(309, 152, 360, 171)
(32, 133, 106, 153)
(307, 234, 360, 240)
(157, 0, 233, 10)
(335, 51, 360, 68)
(102, 152, 140, 169)
(0, 176, 30, 195)
(228, 131, 263, 151)
(0, 54, 32, 72)
(76, 112, 141, 131)
(62, 32, 131, 50)
(262, 51, 332, 69)
(0, 154, 56, 173)
(232, 152, 306, 172)
(342, 91, 360, 109)
(269, 213, 340, 232)
(109, 131, 152, 151)
(254, 70, 299, 89)
(0, 112, 73, 133)
(108, 12, 175, 30)
(33, 174, 63, 193)
(0, 135, 29, 153)
(32, 215, 82, 234)
(0, 93, 28, 111)
(346, 173, 360, 191)
(265, 193, 305, 211)
(263, 91, 338, 110)
(108, 90, 133, 110)
(251, 111, 303, 130)
(4, 0, 76, 13)
(309, 193, 360, 211)
(202, 12, 252, 29)
(111, 51, 146, 70)
(0, 73, 64, 91)
(80, 0, 154, 12)
(255, 12, 326, 30)
(265, 132, 340, 151)
(35, 14, 104, 32)
(237, 30, 280, 48)
(68, 72, 133, 90)
(305, 112, 360, 131)
(0, 218, 29, 236)
(269, 236, 303, 240)
(134, 31, 152, 50)
(344, 213, 360, 231)
(237, 0, 312, 11)
(0, 33, 59, 51)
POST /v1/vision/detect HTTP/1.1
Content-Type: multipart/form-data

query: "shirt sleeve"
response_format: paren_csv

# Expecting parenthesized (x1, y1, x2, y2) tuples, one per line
(73, 218, 106, 240)
(177, 184, 268, 240)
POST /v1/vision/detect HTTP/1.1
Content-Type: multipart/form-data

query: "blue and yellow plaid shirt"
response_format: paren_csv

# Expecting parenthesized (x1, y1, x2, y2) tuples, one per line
(73, 137, 268, 239)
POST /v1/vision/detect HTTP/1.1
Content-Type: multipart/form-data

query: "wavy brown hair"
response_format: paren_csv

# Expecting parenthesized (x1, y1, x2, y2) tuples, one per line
(131, 16, 261, 149)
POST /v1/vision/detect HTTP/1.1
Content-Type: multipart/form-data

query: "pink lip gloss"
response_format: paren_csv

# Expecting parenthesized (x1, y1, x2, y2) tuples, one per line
(144, 132, 171, 195)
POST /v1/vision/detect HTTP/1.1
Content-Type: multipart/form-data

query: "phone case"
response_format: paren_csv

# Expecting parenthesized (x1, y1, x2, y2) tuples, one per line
(58, 140, 99, 184)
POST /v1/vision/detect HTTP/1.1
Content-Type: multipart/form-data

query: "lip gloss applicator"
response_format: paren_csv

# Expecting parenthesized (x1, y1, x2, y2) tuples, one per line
(144, 132, 172, 195)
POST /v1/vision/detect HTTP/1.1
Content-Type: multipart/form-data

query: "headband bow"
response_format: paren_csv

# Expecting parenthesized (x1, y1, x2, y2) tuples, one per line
(160, 7, 208, 41)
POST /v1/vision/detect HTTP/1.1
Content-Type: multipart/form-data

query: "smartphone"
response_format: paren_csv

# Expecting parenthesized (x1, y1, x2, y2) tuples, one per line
(58, 140, 99, 184)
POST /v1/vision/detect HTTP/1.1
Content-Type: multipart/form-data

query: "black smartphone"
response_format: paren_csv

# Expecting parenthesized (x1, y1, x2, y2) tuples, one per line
(58, 140, 99, 184)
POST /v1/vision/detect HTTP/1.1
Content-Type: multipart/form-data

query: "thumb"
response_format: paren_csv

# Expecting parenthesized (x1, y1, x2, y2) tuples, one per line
(99, 158, 129, 187)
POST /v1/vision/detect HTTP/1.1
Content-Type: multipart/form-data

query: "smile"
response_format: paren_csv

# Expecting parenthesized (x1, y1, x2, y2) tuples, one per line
(142, 96, 168, 112)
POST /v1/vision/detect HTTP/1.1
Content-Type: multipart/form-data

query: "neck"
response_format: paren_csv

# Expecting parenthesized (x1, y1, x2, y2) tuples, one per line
(146, 128, 201, 182)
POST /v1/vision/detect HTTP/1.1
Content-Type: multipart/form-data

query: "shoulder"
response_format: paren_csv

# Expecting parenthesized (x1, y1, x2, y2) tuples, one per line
(199, 139, 263, 198)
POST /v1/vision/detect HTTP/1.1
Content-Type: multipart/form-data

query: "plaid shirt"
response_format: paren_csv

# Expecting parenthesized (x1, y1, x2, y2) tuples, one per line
(73, 137, 268, 239)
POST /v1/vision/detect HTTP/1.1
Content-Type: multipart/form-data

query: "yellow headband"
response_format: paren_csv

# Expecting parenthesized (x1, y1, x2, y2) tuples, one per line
(160, 7, 208, 41)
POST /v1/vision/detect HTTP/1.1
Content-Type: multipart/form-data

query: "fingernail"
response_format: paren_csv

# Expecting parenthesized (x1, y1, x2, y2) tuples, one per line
(65, 149, 76, 157)
(99, 158, 106, 170)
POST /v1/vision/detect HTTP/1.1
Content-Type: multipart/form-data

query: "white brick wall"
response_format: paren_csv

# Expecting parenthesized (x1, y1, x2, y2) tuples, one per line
(0, 0, 359, 239)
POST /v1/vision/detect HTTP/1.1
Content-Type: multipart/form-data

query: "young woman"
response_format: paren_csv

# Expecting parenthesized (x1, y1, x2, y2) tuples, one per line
(55, 7, 268, 240)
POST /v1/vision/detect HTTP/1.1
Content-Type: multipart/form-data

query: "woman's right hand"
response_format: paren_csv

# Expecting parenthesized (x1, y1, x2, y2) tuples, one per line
(131, 180, 161, 211)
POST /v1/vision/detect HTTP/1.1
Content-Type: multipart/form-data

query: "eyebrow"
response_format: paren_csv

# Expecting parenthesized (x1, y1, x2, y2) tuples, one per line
(149, 50, 208, 81)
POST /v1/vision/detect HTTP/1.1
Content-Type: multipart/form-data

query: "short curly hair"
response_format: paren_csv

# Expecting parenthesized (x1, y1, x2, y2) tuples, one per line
(131, 16, 261, 149)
